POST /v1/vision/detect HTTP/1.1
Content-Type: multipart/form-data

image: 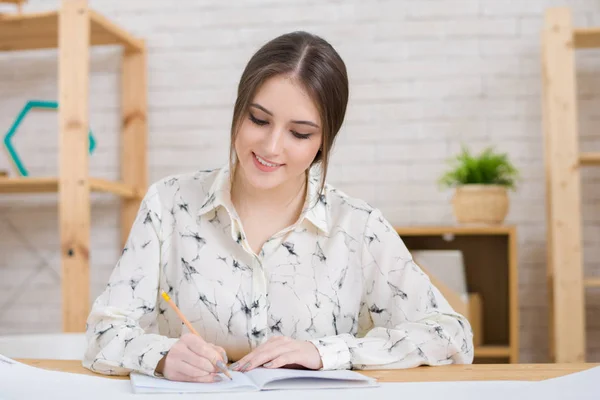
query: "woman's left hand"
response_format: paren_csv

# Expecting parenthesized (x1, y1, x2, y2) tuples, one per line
(230, 336, 323, 372)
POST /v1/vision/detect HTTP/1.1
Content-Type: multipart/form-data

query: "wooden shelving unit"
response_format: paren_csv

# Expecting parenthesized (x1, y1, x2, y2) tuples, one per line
(572, 27, 600, 49)
(0, 0, 147, 333)
(0, 0, 26, 13)
(396, 225, 519, 363)
(579, 152, 600, 166)
(0, 7, 143, 52)
(541, 7, 600, 363)
(474, 346, 512, 359)
(0, 177, 142, 198)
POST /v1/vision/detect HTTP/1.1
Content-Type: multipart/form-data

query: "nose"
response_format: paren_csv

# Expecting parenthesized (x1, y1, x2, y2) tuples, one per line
(265, 126, 284, 156)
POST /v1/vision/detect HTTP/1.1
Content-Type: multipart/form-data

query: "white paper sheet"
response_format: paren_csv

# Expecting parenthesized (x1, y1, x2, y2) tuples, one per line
(515, 365, 600, 400)
(0, 354, 130, 400)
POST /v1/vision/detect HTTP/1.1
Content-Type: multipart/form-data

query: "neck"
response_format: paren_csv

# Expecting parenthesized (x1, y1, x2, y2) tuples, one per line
(230, 166, 308, 217)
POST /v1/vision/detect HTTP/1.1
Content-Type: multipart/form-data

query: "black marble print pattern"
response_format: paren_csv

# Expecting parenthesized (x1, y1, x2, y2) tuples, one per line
(83, 165, 474, 376)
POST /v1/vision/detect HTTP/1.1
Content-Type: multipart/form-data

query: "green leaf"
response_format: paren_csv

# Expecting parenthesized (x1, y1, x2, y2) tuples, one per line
(438, 145, 519, 190)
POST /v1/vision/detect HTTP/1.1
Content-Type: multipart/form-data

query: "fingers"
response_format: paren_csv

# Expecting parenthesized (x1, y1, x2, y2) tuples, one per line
(231, 338, 323, 372)
(180, 348, 216, 373)
(243, 346, 290, 371)
(184, 334, 225, 366)
(210, 344, 228, 364)
(261, 352, 294, 369)
(162, 349, 219, 382)
(162, 334, 231, 383)
(232, 336, 290, 372)
(230, 339, 274, 371)
(177, 360, 217, 381)
(181, 333, 207, 351)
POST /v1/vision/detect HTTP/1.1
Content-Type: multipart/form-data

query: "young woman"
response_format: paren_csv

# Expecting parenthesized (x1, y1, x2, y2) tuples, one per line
(83, 31, 473, 383)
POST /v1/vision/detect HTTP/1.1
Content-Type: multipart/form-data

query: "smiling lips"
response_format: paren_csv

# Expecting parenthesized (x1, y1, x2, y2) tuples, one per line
(252, 152, 283, 172)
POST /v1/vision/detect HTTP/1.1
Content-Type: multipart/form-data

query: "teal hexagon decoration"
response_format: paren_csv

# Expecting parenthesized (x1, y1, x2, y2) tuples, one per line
(3, 100, 97, 177)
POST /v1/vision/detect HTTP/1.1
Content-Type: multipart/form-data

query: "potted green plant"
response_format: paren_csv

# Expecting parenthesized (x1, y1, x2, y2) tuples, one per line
(438, 145, 519, 225)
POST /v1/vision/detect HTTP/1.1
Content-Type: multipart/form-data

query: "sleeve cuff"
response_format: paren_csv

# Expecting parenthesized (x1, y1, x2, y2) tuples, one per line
(125, 336, 179, 377)
(309, 337, 352, 370)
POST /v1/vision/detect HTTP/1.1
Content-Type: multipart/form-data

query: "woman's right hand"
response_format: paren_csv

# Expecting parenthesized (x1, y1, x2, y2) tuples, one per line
(155, 333, 228, 383)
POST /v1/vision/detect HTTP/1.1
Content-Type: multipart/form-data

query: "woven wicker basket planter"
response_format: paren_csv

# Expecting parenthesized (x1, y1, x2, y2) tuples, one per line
(451, 184, 509, 225)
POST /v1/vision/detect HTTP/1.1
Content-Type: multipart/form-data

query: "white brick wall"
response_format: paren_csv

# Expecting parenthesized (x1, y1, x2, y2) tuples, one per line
(1, 0, 600, 363)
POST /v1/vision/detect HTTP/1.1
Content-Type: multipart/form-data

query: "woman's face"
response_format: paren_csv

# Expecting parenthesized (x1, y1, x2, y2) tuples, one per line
(234, 75, 322, 192)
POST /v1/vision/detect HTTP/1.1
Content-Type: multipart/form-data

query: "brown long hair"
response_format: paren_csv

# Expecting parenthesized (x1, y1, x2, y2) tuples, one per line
(229, 31, 349, 196)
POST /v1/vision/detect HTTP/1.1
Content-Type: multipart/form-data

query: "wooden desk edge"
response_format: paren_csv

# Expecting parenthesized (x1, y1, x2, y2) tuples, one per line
(16, 359, 599, 383)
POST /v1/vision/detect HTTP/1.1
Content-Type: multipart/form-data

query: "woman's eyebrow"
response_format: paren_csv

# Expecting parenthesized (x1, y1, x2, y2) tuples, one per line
(250, 103, 272, 115)
(291, 119, 319, 128)
(250, 103, 320, 129)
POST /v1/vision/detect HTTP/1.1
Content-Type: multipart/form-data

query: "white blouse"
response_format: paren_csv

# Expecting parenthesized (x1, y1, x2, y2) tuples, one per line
(83, 164, 474, 377)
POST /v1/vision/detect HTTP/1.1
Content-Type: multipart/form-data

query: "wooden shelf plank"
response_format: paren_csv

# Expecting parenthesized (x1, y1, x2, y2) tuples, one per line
(0, 177, 141, 199)
(574, 28, 600, 49)
(0, 11, 58, 51)
(0, 177, 62, 193)
(584, 278, 600, 288)
(89, 10, 143, 51)
(474, 346, 511, 358)
(580, 152, 600, 166)
(396, 225, 514, 236)
(90, 178, 142, 199)
(0, 9, 142, 52)
(0, 0, 26, 9)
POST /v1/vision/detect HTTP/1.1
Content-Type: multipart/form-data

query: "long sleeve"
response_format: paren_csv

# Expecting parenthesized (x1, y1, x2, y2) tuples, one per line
(310, 208, 474, 370)
(82, 184, 178, 376)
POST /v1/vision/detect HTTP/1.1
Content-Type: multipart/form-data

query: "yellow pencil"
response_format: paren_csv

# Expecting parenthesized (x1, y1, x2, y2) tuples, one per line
(160, 290, 232, 380)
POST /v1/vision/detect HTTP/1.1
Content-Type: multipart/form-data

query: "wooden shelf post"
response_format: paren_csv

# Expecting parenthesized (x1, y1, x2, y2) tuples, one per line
(508, 226, 519, 364)
(58, 0, 91, 333)
(121, 45, 147, 248)
(541, 8, 586, 363)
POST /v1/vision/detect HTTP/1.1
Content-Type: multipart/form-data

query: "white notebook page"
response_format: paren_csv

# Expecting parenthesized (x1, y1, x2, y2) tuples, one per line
(245, 367, 377, 390)
(130, 370, 256, 393)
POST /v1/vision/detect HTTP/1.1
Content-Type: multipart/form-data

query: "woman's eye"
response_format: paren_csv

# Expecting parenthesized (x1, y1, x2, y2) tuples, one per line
(249, 112, 311, 139)
(249, 113, 268, 126)
(292, 131, 311, 140)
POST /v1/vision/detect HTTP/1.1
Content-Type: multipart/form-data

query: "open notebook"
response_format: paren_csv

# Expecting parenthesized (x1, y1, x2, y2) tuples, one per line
(130, 367, 379, 393)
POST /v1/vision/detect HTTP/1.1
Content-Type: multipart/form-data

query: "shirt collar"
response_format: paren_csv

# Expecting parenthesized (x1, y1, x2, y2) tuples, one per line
(197, 165, 238, 220)
(197, 164, 330, 235)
